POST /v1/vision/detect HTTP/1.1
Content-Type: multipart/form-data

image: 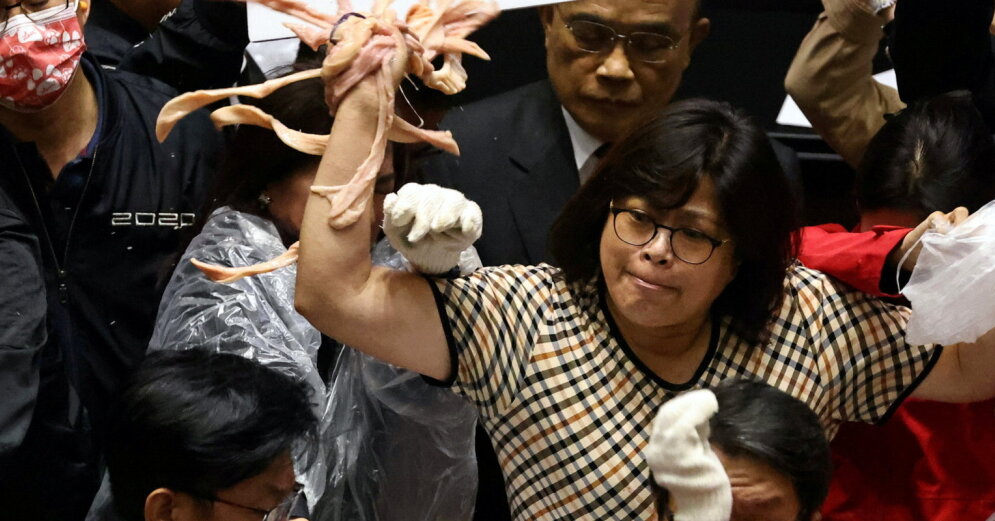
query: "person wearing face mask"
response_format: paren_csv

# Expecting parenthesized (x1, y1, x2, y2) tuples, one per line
(0, 0, 221, 517)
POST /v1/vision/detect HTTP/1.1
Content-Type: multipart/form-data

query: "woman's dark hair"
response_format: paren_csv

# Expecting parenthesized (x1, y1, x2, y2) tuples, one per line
(858, 91, 995, 217)
(709, 379, 831, 521)
(162, 60, 334, 266)
(208, 63, 332, 220)
(104, 350, 318, 521)
(550, 98, 799, 344)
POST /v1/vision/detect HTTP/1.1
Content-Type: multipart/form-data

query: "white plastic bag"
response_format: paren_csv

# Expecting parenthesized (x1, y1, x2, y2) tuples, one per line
(902, 200, 995, 345)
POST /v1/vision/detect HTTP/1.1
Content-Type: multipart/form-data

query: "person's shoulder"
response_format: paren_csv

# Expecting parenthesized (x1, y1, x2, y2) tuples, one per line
(472, 262, 561, 279)
(186, 207, 285, 265)
(441, 80, 557, 130)
(783, 262, 853, 300)
(453, 263, 563, 292)
(781, 262, 905, 320)
(101, 65, 219, 147)
(101, 65, 181, 105)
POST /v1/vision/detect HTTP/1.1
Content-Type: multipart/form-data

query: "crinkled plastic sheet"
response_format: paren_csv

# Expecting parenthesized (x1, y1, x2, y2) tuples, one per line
(149, 207, 325, 411)
(148, 207, 480, 520)
(307, 240, 481, 521)
(903, 200, 995, 345)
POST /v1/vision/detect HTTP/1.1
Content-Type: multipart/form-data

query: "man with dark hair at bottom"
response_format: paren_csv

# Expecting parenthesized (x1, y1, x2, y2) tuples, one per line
(0, 0, 220, 515)
(646, 379, 831, 521)
(101, 350, 317, 521)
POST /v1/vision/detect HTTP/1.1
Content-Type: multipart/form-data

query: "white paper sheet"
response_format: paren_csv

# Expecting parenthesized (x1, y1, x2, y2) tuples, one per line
(248, 0, 567, 42)
(776, 69, 900, 128)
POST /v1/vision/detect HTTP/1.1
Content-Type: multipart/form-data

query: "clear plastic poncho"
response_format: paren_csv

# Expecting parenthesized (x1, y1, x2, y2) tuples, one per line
(148, 207, 479, 521)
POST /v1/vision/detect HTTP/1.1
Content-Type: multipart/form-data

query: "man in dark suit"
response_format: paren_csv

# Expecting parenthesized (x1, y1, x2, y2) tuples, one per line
(423, 0, 712, 267)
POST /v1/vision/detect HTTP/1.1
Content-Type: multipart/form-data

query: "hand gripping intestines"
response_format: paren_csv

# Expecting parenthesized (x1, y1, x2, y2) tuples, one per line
(163, 0, 498, 283)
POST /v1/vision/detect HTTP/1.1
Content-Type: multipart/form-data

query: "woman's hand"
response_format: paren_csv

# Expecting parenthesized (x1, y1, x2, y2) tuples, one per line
(383, 183, 483, 275)
(887, 207, 969, 274)
(322, 18, 411, 111)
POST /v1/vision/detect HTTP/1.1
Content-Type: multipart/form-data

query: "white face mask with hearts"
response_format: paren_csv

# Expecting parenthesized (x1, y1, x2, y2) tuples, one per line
(0, 0, 86, 112)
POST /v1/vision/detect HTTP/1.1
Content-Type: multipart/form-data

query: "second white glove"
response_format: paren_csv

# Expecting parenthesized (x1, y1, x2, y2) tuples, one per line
(644, 389, 732, 521)
(383, 183, 483, 275)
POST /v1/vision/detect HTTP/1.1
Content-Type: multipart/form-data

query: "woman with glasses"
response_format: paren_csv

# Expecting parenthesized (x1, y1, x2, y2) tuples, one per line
(295, 57, 995, 520)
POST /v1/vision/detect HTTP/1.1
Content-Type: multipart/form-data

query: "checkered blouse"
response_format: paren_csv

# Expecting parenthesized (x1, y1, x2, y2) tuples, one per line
(427, 263, 940, 521)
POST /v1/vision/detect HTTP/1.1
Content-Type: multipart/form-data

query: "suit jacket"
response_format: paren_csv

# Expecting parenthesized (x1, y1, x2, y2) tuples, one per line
(422, 80, 577, 267)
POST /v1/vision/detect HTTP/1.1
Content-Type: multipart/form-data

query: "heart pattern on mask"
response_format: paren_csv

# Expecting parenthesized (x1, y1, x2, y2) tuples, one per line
(62, 31, 81, 52)
(35, 77, 63, 96)
(16, 26, 42, 44)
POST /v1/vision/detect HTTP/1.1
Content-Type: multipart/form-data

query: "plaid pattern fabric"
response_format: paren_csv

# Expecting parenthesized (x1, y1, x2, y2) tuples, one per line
(430, 263, 939, 521)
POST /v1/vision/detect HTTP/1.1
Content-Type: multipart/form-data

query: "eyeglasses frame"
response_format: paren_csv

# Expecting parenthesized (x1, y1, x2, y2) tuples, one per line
(1, 0, 70, 25)
(608, 202, 729, 265)
(559, 14, 683, 64)
(183, 485, 302, 521)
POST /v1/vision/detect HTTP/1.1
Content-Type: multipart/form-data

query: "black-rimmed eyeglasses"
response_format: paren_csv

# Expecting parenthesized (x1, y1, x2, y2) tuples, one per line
(1, 0, 69, 24)
(609, 203, 729, 265)
(563, 18, 681, 64)
(186, 486, 301, 521)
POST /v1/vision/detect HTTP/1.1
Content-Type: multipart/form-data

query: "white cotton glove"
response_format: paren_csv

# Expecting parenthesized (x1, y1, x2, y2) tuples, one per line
(644, 390, 732, 521)
(383, 183, 483, 275)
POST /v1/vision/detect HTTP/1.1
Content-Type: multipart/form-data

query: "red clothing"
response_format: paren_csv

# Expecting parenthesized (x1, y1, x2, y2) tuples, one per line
(798, 223, 909, 296)
(800, 224, 995, 521)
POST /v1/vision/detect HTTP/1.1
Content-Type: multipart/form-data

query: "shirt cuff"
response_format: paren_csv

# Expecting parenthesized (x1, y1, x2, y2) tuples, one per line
(824, 0, 892, 44)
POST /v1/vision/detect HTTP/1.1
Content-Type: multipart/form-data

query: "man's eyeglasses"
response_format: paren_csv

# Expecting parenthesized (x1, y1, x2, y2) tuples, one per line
(563, 19, 681, 64)
(1, 0, 70, 24)
(609, 203, 729, 265)
(187, 486, 302, 521)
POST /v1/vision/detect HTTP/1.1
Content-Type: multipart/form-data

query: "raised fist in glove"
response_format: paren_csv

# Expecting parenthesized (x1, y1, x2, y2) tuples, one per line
(383, 183, 483, 275)
(644, 389, 731, 521)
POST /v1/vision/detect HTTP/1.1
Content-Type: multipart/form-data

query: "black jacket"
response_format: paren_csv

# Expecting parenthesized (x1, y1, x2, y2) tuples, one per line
(0, 188, 46, 464)
(115, 0, 249, 92)
(0, 53, 220, 519)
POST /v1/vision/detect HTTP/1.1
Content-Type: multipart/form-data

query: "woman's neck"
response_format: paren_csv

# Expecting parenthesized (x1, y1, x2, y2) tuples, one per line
(0, 71, 98, 179)
(609, 301, 712, 384)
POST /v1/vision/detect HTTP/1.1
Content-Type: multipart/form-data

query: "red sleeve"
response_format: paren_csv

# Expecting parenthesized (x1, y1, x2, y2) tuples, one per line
(798, 224, 912, 297)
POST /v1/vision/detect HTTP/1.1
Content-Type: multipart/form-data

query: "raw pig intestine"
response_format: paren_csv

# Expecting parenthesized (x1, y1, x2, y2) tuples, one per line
(169, 0, 497, 283)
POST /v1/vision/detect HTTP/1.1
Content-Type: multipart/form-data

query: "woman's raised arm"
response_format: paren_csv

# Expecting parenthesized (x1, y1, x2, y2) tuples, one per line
(913, 331, 995, 403)
(295, 56, 451, 381)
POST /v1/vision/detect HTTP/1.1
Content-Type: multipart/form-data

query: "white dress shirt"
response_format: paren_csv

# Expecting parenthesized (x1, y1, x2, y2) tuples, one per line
(562, 107, 606, 184)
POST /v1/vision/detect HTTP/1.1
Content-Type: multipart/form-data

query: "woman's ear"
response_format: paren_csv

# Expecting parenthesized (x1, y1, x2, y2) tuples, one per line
(76, 0, 91, 25)
(724, 255, 741, 286)
(144, 488, 177, 521)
